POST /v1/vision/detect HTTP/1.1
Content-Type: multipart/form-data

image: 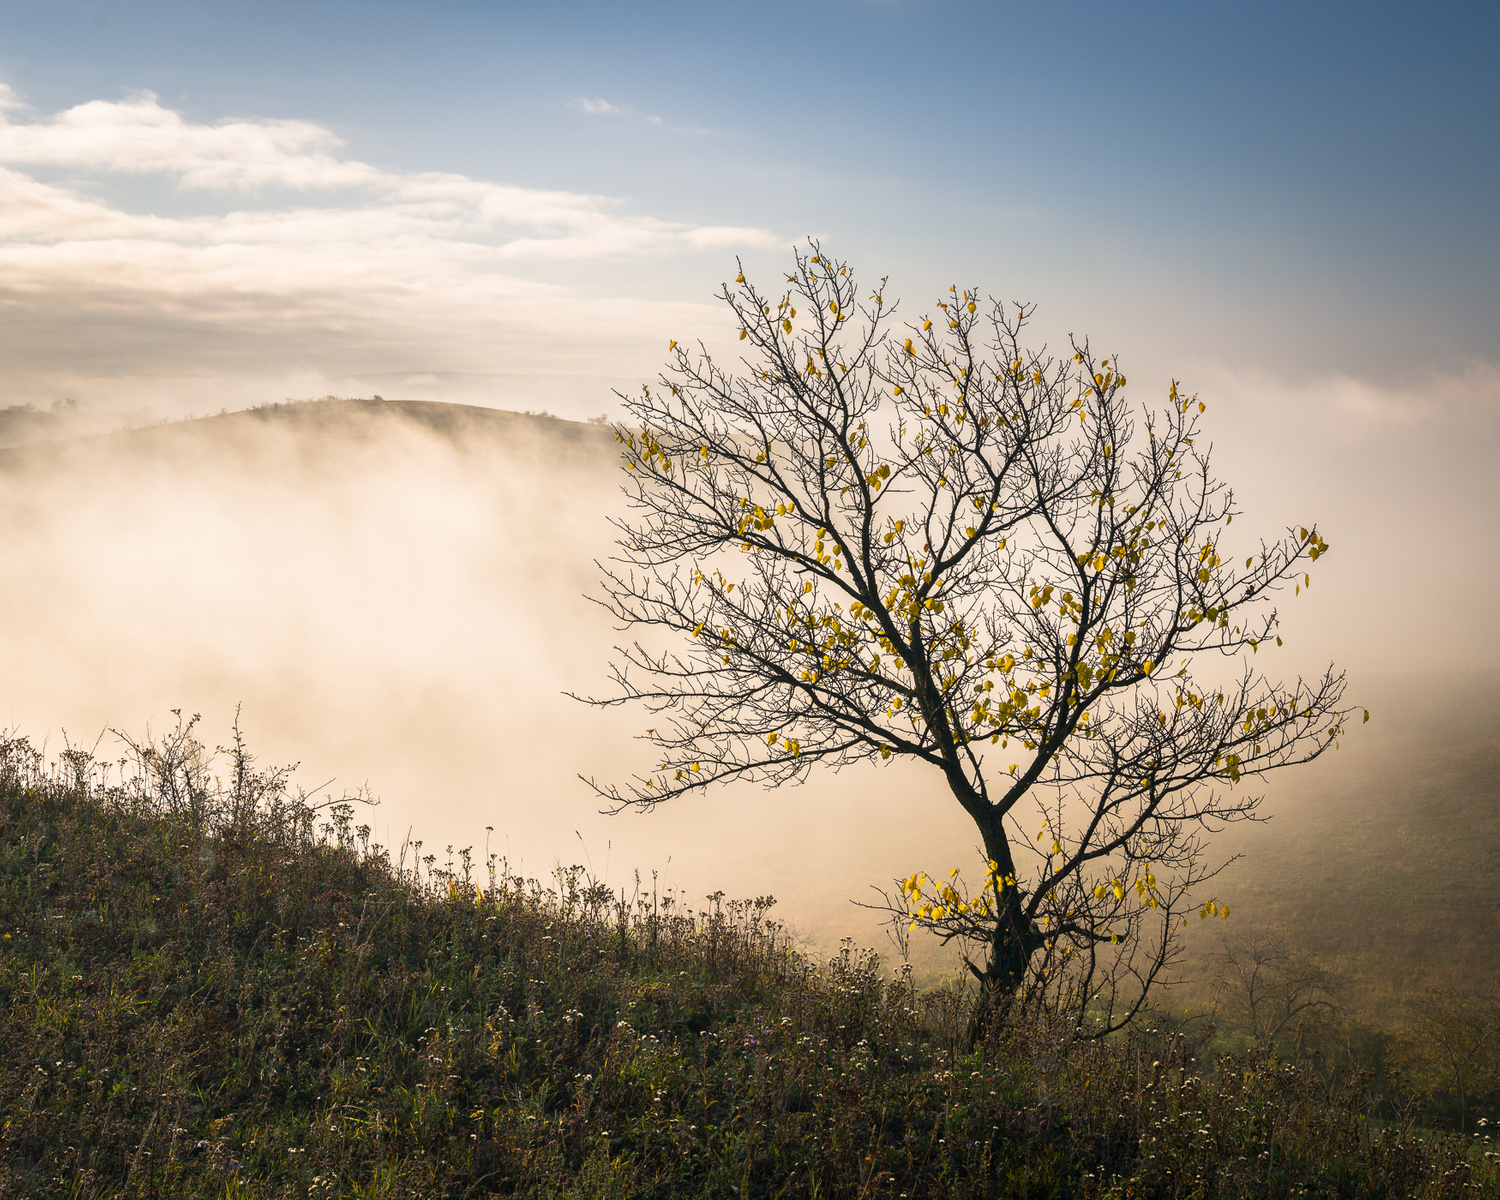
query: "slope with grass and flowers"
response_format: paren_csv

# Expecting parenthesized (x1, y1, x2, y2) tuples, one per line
(0, 721, 1494, 1198)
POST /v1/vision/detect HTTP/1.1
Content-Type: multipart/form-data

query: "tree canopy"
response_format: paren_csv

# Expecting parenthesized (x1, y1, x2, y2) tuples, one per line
(582, 246, 1355, 1030)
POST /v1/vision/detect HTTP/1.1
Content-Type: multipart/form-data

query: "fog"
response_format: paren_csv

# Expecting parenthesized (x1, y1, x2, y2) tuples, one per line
(0, 401, 979, 965)
(1, 393, 1494, 978)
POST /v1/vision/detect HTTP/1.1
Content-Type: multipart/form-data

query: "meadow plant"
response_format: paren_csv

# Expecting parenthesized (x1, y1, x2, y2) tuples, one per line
(0, 722, 1491, 1197)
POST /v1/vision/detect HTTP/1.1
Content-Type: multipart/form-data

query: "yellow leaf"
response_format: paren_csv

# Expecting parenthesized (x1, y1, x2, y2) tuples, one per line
(739, 329, 747, 340)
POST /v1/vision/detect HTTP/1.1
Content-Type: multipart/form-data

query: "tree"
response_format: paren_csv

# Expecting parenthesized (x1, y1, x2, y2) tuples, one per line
(1214, 931, 1345, 1054)
(580, 246, 1355, 1032)
(1399, 986, 1500, 1134)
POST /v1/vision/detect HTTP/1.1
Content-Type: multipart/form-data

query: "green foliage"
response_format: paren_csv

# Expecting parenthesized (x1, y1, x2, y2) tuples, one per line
(0, 725, 1493, 1198)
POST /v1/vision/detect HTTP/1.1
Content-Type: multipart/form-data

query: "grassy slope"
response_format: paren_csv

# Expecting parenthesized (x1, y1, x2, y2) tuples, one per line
(2, 731, 1492, 1199)
(1179, 670, 1500, 1018)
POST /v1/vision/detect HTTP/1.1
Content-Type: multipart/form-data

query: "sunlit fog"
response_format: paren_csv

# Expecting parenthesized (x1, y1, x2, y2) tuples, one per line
(0, 402, 973, 958)
(2, 389, 1492, 977)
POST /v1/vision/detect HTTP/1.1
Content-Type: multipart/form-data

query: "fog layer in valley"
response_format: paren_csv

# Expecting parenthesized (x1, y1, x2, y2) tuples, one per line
(1, 399, 1494, 987)
(0, 401, 979, 964)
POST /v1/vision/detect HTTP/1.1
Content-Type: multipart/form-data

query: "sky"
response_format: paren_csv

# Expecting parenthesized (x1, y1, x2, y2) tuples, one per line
(0, 2, 1497, 949)
(0, 0, 1495, 412)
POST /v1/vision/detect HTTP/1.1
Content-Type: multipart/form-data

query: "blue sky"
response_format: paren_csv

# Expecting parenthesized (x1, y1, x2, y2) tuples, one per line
(0, 0, 1494, 394)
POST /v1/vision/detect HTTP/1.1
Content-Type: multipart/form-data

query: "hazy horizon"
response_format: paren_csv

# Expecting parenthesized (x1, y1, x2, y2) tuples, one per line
(0, 397, 1493, 992)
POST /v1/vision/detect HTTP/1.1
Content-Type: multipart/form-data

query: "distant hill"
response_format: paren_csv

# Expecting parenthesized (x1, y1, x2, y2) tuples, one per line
(1, 398, 1494, 1024)
(0, 397, 618, 469)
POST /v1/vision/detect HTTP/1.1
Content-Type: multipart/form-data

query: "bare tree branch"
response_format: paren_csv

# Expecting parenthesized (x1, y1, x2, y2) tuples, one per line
(575, 245, 1356, 1034)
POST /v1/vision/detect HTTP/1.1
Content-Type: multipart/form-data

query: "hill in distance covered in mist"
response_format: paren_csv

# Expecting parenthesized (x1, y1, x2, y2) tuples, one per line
(0, 396, 617, 469)
(1, 397, 1496, 1024)
(1183, 668, 1500, 1019)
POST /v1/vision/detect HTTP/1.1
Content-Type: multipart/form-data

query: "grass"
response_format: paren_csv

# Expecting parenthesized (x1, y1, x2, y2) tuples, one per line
(0, 721, 1495, 1198)
(1179, 670, 1500, 1016)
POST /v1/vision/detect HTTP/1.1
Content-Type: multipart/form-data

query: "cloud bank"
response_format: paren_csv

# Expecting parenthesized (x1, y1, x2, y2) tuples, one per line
(0, 86, 778, 413)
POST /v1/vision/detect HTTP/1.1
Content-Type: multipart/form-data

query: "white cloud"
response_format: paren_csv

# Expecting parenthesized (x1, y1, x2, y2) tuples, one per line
(576, 95, 670, 129)
(0, 90, 380, 191)
(0, 88, 780, 412)
(578, 97, 624, 116)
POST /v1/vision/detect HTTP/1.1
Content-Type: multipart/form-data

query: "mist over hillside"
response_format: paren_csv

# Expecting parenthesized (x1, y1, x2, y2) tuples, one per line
(0, 398, 1493, 1001)
(0, 400, 972, 963)
(1181, 669, 1500, 1018)
(0, 399, 155, 449)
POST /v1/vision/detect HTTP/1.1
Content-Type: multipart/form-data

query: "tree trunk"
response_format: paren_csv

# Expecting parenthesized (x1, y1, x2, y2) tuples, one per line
(966, 815, 1044, 1043)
